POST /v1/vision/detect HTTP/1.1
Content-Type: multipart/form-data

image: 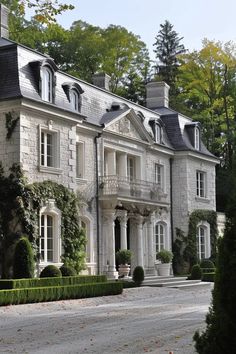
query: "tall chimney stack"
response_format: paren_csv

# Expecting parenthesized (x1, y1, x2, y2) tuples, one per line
(146, 81, 170, 109)
(92, 73, 111, 91)
(0, 3, 9, 39)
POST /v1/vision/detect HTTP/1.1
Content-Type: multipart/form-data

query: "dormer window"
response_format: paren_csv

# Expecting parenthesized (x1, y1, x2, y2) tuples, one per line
(194, 126, 200, 150)
(155, 122, 161, 143)
(62, 82, 84, 112)
(42, 66, 53, 102)
(70, 89, 81, 112)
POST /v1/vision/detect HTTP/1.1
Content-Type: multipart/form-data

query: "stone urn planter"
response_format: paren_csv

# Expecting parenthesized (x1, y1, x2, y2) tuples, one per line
(116, 249, 132, 278)
(156, 249, 173, 276)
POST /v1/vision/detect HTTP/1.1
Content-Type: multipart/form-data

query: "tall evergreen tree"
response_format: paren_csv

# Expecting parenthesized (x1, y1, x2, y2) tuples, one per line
(194, 157, 236, 353)
(153, 20, 185, 93)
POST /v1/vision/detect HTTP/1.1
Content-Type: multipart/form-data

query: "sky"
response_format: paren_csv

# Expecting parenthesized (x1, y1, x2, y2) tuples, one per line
(56, 0, 236, 59)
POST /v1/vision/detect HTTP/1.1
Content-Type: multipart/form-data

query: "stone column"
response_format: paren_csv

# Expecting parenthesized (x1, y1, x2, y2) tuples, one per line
(102, 210, 118, 279)
(107, 150, 116, 175)
(135, 215, 144, 267)
(117, 210, 128, 249)
(118, 153, 127, 177)
(147, 213, 155, 274)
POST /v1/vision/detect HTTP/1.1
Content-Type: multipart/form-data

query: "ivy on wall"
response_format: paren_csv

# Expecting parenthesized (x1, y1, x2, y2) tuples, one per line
(0, 163, 86, 278)
(5, 112, 20, 140)
(173, 209, 218, 274)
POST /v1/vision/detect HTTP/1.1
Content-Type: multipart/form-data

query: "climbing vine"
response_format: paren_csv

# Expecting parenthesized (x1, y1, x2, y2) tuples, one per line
(5, 112, 20, 140)
(173, 209, 218, 274)
(0, 163, 86, 278)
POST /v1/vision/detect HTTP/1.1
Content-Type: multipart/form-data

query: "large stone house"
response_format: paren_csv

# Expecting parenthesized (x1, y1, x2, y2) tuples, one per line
(0, 4, 218, 278)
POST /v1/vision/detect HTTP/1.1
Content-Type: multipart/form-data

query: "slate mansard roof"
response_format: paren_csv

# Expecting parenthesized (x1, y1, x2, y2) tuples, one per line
(0, 37, 217, 159)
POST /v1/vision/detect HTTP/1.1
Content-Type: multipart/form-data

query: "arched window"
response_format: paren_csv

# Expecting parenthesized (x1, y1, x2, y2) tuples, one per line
(41, 66, 53, 102)
(70, 89, 81, 111)
(155, 123, 161, 143)
(194, 127, 200, 150)
(196, 222, 211, 260)
(155, 223, 165, 257)
(40, 200, 61, 264)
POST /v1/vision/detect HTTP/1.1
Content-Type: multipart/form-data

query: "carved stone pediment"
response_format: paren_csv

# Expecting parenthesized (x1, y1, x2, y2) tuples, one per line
(106, 116, 141, 140)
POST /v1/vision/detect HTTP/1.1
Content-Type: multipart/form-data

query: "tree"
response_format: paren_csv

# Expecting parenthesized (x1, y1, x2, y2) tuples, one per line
(194, 158, 236, 353)
(153, 20, 185, 92)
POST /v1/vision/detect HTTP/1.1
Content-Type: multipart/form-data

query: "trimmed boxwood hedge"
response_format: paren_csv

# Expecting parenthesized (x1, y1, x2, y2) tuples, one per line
(0, 275, 107, 290)
(202, 272, 215, 282)
(0, 282, 122, 306)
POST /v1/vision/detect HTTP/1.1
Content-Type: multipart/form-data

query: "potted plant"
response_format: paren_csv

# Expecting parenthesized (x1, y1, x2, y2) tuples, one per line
(116, 249, 132, 277)
(156, 249, 173, 276)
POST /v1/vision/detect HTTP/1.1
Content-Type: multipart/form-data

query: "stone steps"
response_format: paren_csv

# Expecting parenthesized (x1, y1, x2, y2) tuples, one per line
(142, 275, 212, 289)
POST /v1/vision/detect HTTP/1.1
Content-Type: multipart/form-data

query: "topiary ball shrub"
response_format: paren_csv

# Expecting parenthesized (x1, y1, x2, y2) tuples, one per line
(40, 265, 62, 278)
(13, 236, 35, 279)
(200, 259, 215, 269)
(190, 264, 202, 280)
(60, 265, 77, 276)
(132, 266, 144, 286)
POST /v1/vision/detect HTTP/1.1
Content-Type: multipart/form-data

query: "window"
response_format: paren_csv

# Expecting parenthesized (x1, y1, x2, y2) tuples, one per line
(41, 130, 58, 168)
(127, 156, 135, 181)
(40, 214, 54, 262)
(155, 123, 161, 143)
(155, 223, 165, 256)
(70, 89, 81, 111)
(76, 142, 84, 178)
(42, 66, 53, 102)
(194, 127, 200, 150)
(196, 224, 211, 260)
(155, 164, 163, 186)
(40, 200, 61, 264)
(196, 171, 206, 198)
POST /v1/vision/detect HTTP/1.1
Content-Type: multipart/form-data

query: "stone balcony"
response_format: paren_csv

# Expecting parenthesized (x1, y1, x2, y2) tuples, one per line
(99, 175, 167, 203)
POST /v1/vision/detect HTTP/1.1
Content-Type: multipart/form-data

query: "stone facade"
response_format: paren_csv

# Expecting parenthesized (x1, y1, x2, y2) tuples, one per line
(0, 20, 220, 278)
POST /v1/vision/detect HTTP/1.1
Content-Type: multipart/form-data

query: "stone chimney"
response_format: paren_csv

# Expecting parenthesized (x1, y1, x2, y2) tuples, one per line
(146, 81, 170, 109)
(92, 73, 111, 91)
(0, 3, 9, 38)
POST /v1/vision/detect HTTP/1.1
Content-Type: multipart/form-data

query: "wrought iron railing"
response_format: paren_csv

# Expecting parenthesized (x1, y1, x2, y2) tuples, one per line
(99, 175, 167, 202)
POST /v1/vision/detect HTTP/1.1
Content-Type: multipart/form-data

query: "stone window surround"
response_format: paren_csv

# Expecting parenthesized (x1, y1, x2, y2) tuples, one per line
(196, 170, 207, 198)
(196, 221, 211, 260)
(38, 123, 62, 174)
(41, 65, 53, 103)
(76, 140, 85, 179)
(80, 214, 95, 265)
(39, 199, 62, 266)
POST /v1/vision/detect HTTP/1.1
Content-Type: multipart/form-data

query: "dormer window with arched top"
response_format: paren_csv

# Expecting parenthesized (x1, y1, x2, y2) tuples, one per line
(194, 126, 200, 150)
(42, 66, 53, 102)
(62, 82, 84, 112)
(155, 122, 162, 143)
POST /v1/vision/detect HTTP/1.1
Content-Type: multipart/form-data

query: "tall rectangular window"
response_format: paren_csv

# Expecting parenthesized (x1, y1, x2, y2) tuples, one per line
(40, 214, 54, 262)
(127, 156, 135, 181)
(76, 142, 84, 178)
(196, 171, 206, 198)
(41, 131, 55, 167)
(155, 164, 163, 186)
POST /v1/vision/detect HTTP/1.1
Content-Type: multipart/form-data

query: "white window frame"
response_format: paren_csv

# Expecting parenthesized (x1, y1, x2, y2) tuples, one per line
(155, 123, 161, 143)
(41, 66, 53, 103)
(154, 163, 163, 187)
(194, 127, 200, 150)
(127, 156, 135, 181)
(40, 200, 61, 265)
(76, 141, 85, 179)
(155, 222, 166, 257)
(39, 125, 61, 173)
(196, 170, 207, 198)
(196, 222, 211, 260)
(70, 89, 80, 111)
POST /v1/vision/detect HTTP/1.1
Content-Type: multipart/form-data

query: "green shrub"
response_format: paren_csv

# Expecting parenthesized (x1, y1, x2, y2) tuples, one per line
(156, 249, 173, 263)
(60, 265, 77, 276)
(13, 237, 35, 279)
(200, 259, 215, 269)
(0, 282, 123, 306)
(0, 275, 107, 290)
(132, 266, 144, 286)
(202, 272, 215, 282)
(190, 264, 202, 280)
(116, 249, 132, 264)
(40, 265, 62, 278)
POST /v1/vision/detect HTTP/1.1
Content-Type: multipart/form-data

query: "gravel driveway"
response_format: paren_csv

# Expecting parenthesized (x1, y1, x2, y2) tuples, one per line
(0, 285, 213, 354)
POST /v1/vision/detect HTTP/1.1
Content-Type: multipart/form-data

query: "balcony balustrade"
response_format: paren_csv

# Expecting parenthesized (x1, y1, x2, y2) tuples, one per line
(99, 175, 167, 202)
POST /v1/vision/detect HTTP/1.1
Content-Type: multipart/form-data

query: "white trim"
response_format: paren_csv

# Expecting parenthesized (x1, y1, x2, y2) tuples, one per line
(196, 221, 211, 260)
(39, 125, 60, 170)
